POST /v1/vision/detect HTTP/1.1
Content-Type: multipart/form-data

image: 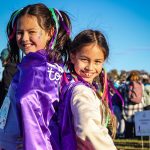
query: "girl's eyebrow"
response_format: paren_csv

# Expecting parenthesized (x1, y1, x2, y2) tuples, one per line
(95, 58, 104, 61)
(16, 28, 38, 31)
(79, 55, 89, 59)
(80, 55, 88, 58)
(80, 55, 104, 61)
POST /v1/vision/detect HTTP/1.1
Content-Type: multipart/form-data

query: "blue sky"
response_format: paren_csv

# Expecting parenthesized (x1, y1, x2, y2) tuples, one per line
(0, 0, 150, 79)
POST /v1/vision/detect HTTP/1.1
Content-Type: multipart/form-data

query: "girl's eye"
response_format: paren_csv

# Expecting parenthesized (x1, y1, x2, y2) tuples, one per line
(95, 61, 102, 65)
(80, 58, 88, 62)
(29, 31, 36, 34)
(16, 31, 23, 35)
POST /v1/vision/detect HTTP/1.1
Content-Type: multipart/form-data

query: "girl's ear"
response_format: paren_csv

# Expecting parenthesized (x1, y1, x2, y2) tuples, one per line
(48, 27, 54, 40)
(70, 52, 75, 64)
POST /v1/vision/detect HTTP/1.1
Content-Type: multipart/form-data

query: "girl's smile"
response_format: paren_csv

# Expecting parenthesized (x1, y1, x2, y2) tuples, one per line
(70, 43, 105, 84)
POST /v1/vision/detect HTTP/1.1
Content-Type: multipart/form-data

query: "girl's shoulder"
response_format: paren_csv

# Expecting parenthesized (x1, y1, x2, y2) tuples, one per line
(62, 73, 92, 91)
(70, 83, 100, 107)
(72, 84, 92, 93)
(71, 83, 97, 103)
(61, 72, 98, 101)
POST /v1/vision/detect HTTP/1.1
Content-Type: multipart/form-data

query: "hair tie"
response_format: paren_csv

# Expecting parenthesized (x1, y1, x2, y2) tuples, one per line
(55, 9, 70, 35)
(8, 8, 23, 40)
(49, 8, 59, 50)
(8, 24, 16, 40)
(11, 9, 23, 28)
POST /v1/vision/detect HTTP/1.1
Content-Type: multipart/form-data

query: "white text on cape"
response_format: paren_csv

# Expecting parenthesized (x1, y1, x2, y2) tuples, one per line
(47, 63, 63, 81)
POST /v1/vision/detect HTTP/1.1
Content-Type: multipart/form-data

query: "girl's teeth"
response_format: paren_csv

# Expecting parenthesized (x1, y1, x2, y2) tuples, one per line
(86, 73, 92, 77)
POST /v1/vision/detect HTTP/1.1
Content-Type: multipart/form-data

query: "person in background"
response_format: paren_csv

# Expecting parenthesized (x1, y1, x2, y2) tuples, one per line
(0, 3, 71, 150)
(122, 71, 144, 138)
(111, 72, 127, 138)
(142, 74, 150, 110)
(0, 48, 17, 107)
(58, 29, 117, 150)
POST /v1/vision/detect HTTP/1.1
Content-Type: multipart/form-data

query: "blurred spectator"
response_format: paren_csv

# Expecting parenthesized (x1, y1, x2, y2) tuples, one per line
(142, 74, 150, 110)
(0, 48, 17, 107)
(112, 73, 127, 138)
(121, 71, 144, 138)
(112, 92, 125, 138)
(119, 71, 127, 84)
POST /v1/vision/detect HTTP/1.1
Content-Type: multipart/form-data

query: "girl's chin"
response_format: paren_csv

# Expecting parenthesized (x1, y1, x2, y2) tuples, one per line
(82, 78, 93, 84)
(23, 49, 35, 54)
(23, 51, 30, 55)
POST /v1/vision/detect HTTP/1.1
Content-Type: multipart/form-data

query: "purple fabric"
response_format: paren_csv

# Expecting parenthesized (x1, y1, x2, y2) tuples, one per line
(53, 74, 87, 150)
(57, 74, 82, 150)
(0, 49, 63, 150)
(57, 73, 98, 150)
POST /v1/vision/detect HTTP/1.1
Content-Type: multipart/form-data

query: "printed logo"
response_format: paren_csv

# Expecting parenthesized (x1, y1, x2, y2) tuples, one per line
(47, 63, 63, 81)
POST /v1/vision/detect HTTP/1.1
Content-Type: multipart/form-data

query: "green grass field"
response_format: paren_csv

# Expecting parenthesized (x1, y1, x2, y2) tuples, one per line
(114, 138, 150, 150)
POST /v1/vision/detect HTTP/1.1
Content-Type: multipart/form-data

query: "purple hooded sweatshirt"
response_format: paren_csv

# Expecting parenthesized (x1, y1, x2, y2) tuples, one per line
(0, 49, 63, 150)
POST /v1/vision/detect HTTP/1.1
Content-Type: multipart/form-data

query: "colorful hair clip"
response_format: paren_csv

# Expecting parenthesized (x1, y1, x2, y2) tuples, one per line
(49, 8, 59, 50)
(8, 8, 23, 40)
(55, 9, 70, 35)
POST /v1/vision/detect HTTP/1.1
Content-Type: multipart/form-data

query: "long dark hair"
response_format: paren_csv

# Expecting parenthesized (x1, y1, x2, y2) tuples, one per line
(7, 3, 71, 63)
(70, 29, 109, 59)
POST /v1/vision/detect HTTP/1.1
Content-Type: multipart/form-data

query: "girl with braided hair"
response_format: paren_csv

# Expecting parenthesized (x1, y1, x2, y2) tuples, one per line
(58, 29, 119, 150)
(0, 3, 71, 150)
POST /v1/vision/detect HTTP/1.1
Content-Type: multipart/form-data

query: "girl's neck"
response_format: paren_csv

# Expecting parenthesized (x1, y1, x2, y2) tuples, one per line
(71, 72, 97, 91)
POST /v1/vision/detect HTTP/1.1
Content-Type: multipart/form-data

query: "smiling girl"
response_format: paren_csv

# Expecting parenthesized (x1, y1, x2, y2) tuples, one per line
(0, 3, 71, 150)
(58, 29, 117, 150)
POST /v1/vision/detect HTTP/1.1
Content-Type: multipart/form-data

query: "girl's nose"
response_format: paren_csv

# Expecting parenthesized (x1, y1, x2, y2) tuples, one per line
(22, 32, 29, 41)
(85, 62, 94, 71)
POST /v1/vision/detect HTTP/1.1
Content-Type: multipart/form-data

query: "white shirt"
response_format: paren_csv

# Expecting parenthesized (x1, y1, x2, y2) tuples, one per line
(70, 84, 116, 150)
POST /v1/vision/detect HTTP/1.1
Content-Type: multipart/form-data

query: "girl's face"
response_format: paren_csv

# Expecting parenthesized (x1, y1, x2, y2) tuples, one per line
(70, 44, 105, 84)
(16, 15, 51, 54)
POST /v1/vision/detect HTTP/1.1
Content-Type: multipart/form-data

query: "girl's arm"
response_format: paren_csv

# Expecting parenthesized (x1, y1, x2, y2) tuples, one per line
(17, 66, 56, 150)
(19, 89, 53, 150)
(71, 84, 117, 150)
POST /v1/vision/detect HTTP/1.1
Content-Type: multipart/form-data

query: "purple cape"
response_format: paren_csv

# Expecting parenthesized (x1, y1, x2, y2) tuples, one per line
(55, 74, 95, 150)
(0, 49, 63, 150)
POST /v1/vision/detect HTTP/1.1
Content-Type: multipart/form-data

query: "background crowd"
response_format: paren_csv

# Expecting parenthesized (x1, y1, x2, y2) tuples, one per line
(108, 69, 150, 139)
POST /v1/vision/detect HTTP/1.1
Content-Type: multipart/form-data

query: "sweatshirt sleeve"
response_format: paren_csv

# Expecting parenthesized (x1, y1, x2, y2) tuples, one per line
(16, 63, 61, 150)
(70, 85, 116, 150)
(20, 90, 52, 150)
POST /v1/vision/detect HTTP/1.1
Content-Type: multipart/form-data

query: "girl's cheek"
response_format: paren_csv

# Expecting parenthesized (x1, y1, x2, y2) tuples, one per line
(37, 31, 42, 39)
(16, 38, 21, 46)
(16, 35, 21, 41)
(30, 36, 41, 42)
